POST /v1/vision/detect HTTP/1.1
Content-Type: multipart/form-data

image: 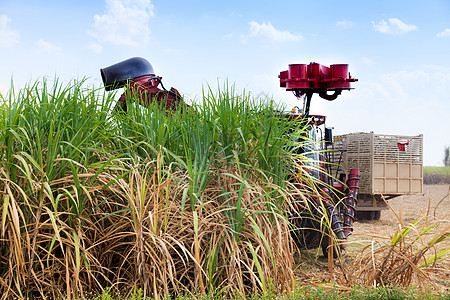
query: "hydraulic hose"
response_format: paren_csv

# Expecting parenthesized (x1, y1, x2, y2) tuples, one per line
(343, 169, 360, 237)
(321, 188, 346, 241)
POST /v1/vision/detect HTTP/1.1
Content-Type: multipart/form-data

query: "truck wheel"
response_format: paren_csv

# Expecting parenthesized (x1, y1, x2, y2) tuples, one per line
(355, 211, 369, 220)
(367, 211, 381, 220)
(372, 210, 381, 220)
(356, 211, 381, 221)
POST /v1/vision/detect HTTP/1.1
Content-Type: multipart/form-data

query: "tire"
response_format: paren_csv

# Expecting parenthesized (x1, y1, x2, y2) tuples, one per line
(356, 210, 381, 221)
(372, 210, 381, 220)
(355, 211, 369, 221)
(368, 211, 381, 220)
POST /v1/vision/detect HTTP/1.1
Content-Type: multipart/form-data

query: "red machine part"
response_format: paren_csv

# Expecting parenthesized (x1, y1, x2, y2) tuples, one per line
(343, 169, 360, 237)
(279, 63, 358, 101)
(116, 75, 184, 113)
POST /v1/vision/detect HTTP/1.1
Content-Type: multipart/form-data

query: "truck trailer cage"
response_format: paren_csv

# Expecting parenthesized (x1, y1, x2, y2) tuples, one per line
(331, 132, 423, 216)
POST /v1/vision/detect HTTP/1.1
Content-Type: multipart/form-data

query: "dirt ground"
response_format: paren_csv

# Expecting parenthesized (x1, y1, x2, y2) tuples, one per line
(298, 184, 450, 291)
(352, 184, 449, 238)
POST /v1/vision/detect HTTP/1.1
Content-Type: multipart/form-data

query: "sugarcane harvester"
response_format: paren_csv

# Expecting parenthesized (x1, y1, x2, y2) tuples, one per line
(279, 63, 360, 251)
(100, 57, 360, 254)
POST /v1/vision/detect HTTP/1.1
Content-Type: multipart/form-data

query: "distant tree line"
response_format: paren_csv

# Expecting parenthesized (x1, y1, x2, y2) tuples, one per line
(445, 146, 450, 167)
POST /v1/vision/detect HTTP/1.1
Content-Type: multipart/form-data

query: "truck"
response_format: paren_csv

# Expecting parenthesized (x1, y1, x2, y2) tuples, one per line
(330, 132, 423, 220)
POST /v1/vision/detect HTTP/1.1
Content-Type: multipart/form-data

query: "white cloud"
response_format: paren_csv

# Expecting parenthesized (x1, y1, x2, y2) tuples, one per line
(242, 21, 302, 43)
(436, 28, 450, 37)
(372, 18, 418, 35)
(363, 57, 374, 65)
(87, 0, 154, 47)
(336, 20, 355, 28)
(0, 14, 19, 48)
(88, 42, 103, 54)
(35, 39, 62, 55)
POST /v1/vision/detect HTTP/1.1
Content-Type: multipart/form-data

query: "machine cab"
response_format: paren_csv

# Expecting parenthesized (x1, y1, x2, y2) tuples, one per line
(282, 112, 329, 180)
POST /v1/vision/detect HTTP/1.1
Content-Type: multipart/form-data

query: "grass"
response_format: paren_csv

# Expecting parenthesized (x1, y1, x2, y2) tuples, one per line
(339, 189, 450, 294)
(0, 78, 322, 299)
(1, 78, 448, 299)
(291, 286, 450, 300)
(80, 285, 450, 300)
(423, 166, 450, 184)
(424, 167, 450, 176)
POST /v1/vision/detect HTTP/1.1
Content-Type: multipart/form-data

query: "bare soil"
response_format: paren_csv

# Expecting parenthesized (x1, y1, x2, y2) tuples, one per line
(353, 184, 449, 238)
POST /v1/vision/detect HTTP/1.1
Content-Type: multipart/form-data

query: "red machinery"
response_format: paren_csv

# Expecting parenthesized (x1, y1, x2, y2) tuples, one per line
(100, 58, 359, 255)
(279, 63, 357, 97)
(279, 62, 359, 253)
(100, 57, 184, 113)
(280, 63, 357, 116)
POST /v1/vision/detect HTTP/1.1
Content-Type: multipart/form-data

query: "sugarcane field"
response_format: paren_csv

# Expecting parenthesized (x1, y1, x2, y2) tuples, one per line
(1, 2, 450, 299)
(0, 72, 448, 299)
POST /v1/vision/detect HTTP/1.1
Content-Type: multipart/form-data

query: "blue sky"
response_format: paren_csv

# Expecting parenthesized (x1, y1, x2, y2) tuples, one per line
(1, 0, 449, 166)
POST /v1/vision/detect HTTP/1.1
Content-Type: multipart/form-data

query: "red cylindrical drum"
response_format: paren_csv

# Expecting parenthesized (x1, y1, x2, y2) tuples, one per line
(331, 64, 349, 79)
(288, 64, 307, 79)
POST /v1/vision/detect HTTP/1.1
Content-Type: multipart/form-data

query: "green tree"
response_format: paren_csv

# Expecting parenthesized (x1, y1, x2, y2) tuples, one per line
(444, 146, 450, 166)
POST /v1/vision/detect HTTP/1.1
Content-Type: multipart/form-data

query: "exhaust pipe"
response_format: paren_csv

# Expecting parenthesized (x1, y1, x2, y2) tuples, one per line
(100, 57, 155, 91)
